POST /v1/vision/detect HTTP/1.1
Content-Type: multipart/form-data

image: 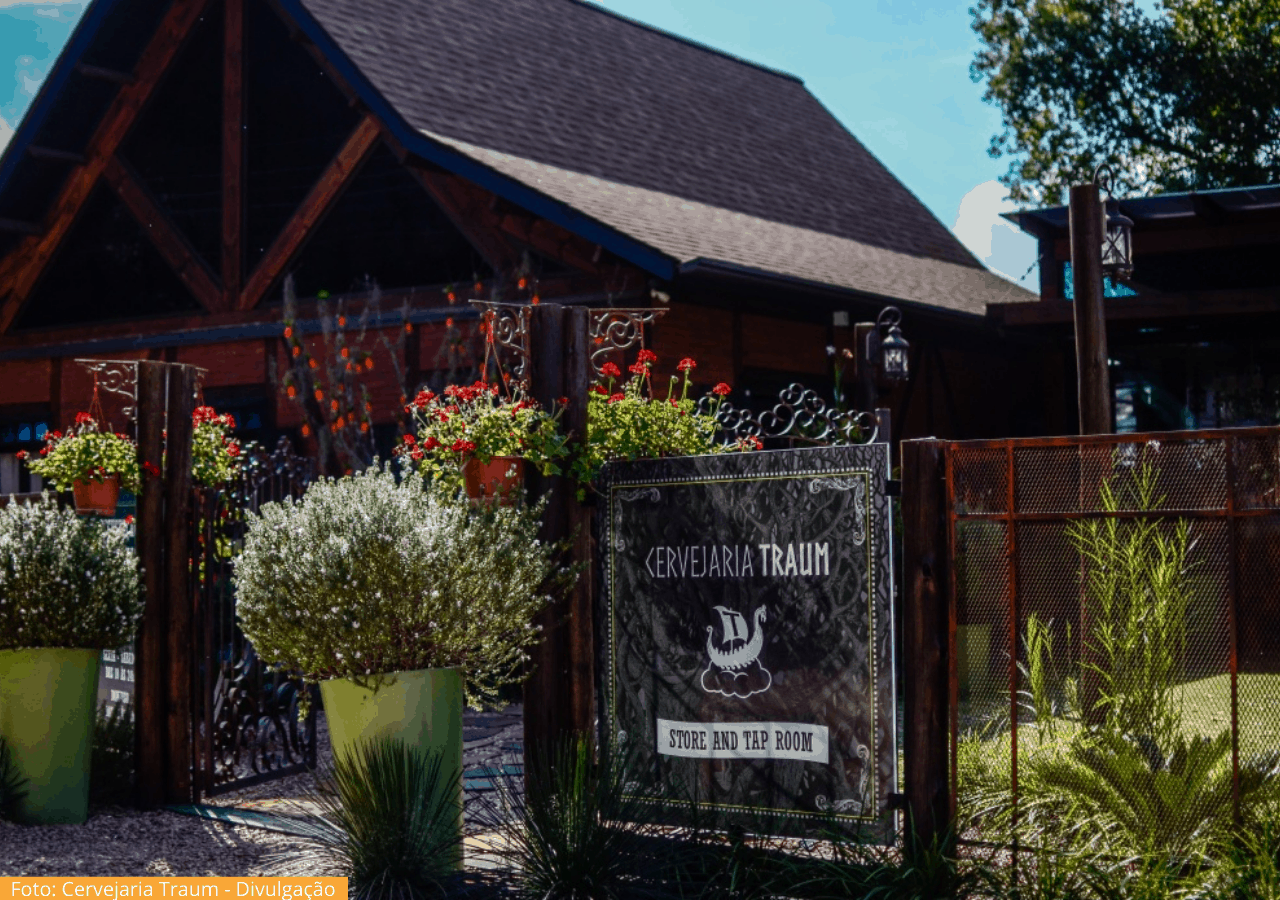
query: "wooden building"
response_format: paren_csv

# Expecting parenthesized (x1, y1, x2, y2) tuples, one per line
(0, 0, 1037, 486)
(999, 185, 1280, 432)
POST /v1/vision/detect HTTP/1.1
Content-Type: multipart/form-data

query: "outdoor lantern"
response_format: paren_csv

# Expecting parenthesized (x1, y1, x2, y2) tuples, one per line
(1095, 166, 1134, 282)
(875, 305, 910, 383)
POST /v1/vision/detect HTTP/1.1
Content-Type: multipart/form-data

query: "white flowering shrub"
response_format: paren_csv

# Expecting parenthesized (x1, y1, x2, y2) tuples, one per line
(0, 498, 142, 650)
(235, 463, 573, 707)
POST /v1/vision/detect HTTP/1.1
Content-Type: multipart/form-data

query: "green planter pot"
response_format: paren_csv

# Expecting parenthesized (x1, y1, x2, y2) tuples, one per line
(320, 668, 464, 845)
(0, 648, 100, 824)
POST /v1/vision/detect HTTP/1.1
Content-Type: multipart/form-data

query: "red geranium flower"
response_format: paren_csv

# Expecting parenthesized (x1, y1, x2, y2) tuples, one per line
(628, 362, 648, 376)
(403, 434, 417, 445)
(591, 384, 608, 395)
(601, 362, 621, 379)
(637, 349, 658, 364)
(143, 461, 161, 477)
(74, 412, 93, 426)
(608, 393, 625, 404)
(14, 450, 26, 461)
(125, 515, 135, 525)
(452, 439, 477, 453)
(226, 444, 241, 457)
(712, 383, 732, 396)
(421, 436, 440, 451)
(677, 358, 696, 372)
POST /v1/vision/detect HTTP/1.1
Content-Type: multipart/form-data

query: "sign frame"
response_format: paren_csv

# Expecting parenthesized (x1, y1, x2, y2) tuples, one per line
(597, 444, 897, 838)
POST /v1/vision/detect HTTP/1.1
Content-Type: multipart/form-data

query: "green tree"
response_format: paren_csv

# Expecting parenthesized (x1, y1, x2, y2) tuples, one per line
(972, 0, 1280, 205)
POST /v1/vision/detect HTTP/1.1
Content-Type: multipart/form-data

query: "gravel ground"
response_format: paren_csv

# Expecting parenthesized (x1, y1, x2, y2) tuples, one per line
(0, 705, 524, 877)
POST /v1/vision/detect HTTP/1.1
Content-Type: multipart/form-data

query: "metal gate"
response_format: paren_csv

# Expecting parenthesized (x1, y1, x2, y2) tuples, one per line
(190, 437, 319, 798)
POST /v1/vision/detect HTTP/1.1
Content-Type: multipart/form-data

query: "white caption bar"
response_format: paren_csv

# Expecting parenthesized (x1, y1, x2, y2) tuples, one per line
(656, 718, 829, 764)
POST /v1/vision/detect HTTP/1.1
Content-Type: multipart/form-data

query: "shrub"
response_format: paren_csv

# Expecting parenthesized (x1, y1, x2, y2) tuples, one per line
(234, 463, 574, 708)
(0, 499, 142, 650)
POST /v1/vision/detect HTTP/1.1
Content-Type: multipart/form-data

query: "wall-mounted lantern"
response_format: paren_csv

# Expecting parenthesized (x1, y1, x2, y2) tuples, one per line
(875, 306, 910, 383)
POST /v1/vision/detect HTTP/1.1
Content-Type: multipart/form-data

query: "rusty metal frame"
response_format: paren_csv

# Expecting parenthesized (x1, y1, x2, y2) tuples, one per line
(942, 425, 1280, 841)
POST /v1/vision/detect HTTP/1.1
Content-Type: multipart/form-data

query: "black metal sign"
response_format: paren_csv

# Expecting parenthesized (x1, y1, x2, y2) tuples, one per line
(598, 445, 896, 837)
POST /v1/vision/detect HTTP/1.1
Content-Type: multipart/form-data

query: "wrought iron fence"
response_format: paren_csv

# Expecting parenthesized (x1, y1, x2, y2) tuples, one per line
(190, 437, 319, 798)
(946, 427, 1280, 856)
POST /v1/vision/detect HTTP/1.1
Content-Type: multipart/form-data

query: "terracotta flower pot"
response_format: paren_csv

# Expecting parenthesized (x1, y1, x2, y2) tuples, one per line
(463, 456, 524, 503)
(72, 475, 120, 517)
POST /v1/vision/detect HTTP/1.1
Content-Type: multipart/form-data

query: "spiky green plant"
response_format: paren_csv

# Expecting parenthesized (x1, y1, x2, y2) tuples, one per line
(267, 737, 464, 900)
(483, 735, 684, 900)
(0, 734, 28, 821)
(1066, 459, 1195, 745)
(1017, 730, 1280, 858)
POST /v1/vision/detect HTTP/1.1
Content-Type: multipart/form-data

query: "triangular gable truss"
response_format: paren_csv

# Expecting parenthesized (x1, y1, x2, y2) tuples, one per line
(0, 0, 632, 335)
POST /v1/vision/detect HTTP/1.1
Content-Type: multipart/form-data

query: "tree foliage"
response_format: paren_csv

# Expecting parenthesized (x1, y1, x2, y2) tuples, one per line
(972, 0, 1280, 205)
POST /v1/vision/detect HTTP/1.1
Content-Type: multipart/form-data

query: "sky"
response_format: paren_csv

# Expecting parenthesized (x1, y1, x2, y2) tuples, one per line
(0, 0, 1039, 287)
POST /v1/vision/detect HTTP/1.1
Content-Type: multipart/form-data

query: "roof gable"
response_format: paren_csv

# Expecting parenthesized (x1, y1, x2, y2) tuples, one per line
(296, 0, 980, 269)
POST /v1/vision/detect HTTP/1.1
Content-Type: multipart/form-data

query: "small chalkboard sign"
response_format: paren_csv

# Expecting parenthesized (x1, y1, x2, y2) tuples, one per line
(598, 445, 896, 838)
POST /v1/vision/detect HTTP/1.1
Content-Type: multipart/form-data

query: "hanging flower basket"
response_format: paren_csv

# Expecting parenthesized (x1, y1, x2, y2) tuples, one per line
(72, 474, 120, 517)
(463, 455, 524, 503)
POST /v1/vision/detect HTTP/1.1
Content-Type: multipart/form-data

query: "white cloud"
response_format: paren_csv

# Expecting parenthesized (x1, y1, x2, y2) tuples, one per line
(952, 179, 1039, 286)
(0, 118, 13, 156)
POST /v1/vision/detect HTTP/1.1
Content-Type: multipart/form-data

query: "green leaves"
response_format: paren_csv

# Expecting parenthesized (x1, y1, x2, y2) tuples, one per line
(972, 0, 1280, 204)
(234, 463, 575, 708)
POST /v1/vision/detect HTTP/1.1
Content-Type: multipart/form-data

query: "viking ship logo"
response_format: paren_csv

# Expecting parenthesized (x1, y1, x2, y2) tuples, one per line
(700, 605, 772, 698)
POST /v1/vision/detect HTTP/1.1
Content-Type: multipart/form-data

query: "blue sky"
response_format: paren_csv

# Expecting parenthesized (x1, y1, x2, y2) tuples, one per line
(0, 0, 1038, 287)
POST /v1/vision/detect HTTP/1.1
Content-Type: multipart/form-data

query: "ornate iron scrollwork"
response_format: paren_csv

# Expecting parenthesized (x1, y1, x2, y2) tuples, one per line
(589, 308, 666, 376)
(193, 436, 318, 797)
(73, 359, 207, 424)
(471, 302, 532, 391)
(699, 383, 878, 447)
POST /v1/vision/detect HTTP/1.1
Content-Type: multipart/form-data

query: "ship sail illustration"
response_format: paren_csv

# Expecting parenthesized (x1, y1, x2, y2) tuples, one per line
(700, 605, 772, 698)
(706, 606, 767, 670)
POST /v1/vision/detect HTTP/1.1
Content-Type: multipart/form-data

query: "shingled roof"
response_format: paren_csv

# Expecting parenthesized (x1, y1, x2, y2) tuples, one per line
(297, 0, 983, 271)
(428, 131, 1033, 317)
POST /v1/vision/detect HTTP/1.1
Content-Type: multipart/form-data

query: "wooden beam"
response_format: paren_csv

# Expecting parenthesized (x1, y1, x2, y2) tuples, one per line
(406, 165, 523, 272)
(163, 364, 196, 803)
(134, 361, 167, 810)
(238, 113, 381, 311)
(26, 146, 88, 165)
(992, 288, 1280, 327)
(0, 217, 41, 236)
(221, 0, 245, 310)
(102, 155, 223, 313)
(76, 63, 136, 85)
(0, 0, 215, 333)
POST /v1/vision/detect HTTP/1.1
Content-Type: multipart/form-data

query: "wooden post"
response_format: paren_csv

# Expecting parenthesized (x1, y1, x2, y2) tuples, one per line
(1069, 182, 1111, 435)
(134, 362, 167, 810)
(163, 365, 196, 803)
(525, 303, 570, 755)
(901, 438, 952, 850)
(523, 303, 595, 761)
(564, 307, 594, 736)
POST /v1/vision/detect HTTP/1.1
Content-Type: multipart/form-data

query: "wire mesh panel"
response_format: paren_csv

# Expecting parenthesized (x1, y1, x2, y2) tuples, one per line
(946, 428, 1280, 857)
